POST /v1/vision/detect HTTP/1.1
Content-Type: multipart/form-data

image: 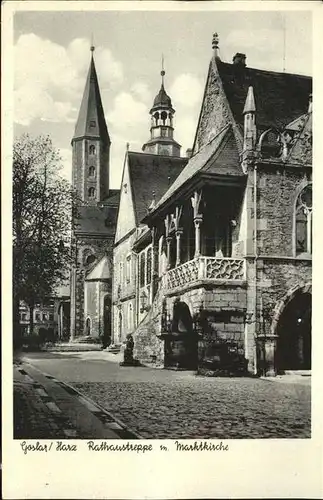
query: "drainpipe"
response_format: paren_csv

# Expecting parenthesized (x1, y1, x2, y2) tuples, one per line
(253, 164, 258, 375)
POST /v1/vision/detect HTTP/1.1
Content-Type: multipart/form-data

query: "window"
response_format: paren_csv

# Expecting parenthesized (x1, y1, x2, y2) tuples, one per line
(128, 303, 133, 330)
(20, 312, 27, 321)
(295, 184, 312, 255)
(88, 187, 95, 199)
(126, 255, 132, 283)
(89, 166, 95, 177)
(43, 313, 49, 321)
(86, 254, 96, 266)
(140, 252, 145, 288)
(49, 314, 54, 321)
(89, 120, 96, 128)
(119, 262, 123, 284)
(35, 312, 41, 321)
(146, 247, 152, 285)
(89, 145, 96, 155)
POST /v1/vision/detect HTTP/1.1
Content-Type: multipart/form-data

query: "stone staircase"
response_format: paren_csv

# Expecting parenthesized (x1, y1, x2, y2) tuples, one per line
(133, 283, 165, 367)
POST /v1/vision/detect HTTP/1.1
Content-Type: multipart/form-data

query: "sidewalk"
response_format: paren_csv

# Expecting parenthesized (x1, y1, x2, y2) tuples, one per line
(13, 359, 140, 439)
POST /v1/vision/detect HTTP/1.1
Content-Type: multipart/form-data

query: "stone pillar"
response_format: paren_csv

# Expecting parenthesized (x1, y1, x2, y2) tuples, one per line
(151, 227, 159, 300)
(257, 335, 278, 377)
(194, 216, 202, 258)
(175, 229, 183, 267)
(70, 269, 76, 341)
(166, 236, 172, 270)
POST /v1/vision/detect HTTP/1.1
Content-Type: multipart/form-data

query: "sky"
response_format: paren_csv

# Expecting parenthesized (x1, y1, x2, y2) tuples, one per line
(13, 9, 312, 189)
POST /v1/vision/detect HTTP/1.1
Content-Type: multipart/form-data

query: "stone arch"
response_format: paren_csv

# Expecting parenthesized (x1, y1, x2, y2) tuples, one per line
(85, 316, 92, 336)
(102, 294, 111, 348)
(270, 282, 312, 335)
(171, 299, 193, 334)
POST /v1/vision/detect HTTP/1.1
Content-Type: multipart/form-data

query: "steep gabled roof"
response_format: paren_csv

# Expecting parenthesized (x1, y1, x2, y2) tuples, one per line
(151, 124, 242, 214)
(75, 189, 120, 235)
(127, 152, 187, 224)
(73, 54, 110, 142)
(217, 60, 312, 132)
(85, 255, 111, 281)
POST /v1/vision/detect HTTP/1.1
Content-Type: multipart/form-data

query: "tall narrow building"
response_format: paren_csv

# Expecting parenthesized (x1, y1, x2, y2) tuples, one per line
(70, 47, 120, 344)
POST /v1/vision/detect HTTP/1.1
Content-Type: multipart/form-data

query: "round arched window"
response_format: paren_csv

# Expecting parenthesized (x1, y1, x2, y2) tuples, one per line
(86, 254, 96, 266)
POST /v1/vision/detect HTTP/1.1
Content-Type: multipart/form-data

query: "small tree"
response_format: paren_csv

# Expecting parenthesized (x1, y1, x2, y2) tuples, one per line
(13, 134, 76, 344)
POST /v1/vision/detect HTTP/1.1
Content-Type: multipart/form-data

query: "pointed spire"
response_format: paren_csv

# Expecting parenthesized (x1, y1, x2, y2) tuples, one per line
(73, 47, 110, 142)
(243, 86, 256, 114)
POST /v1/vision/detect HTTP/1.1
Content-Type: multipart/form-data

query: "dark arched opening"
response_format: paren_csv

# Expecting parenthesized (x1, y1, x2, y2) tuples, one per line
(164, 300, 197, 370)
(276, 292, 311, 373)
(103, 296, 111, 348)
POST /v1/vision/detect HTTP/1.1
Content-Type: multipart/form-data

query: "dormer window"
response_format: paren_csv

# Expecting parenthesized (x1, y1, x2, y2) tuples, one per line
(88, 187, 95, 199)
(89, 166, 95, 177)
(89, 120, 96, 128)
(89, 145, 96, 155)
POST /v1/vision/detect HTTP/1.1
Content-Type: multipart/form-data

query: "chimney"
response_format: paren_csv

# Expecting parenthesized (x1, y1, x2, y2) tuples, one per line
(233, 53, 246, 67)
(186, 148, 193, 158)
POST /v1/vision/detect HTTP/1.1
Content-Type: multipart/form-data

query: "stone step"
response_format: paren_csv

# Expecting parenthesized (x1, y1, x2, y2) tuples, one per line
(284, 370, 311, 377)
(70, 336, 101, 345)
(45, 342, 102, 352)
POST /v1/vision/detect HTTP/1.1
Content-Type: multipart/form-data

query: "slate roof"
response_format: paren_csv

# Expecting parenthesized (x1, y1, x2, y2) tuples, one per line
(217, 60, 312, 132)
(74, 189, 120, 235)
(127, 152, 187, 224)
(151, 83, 173, 112)
(151, 124, 243, 214)
(73, 54, 110, 142)
(85, 255, 111, 281)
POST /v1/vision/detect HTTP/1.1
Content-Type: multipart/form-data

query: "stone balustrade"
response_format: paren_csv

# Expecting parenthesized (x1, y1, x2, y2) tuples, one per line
(166, 257, 245, 290)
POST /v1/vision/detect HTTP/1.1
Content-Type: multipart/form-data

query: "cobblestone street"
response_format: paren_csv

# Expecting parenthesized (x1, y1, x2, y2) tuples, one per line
(73, 377, 310, 439)
(19, 351, 311, 439)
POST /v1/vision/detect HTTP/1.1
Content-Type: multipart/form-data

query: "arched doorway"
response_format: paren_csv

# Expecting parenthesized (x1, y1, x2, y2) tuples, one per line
(164, 300, 197, 369)
(103, 295, 111, 348)
(276, 291, 311, 373)
(85, 317, 91, 336)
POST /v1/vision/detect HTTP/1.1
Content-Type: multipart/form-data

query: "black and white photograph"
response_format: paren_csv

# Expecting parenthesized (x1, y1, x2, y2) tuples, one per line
(3, 1, 322, 498)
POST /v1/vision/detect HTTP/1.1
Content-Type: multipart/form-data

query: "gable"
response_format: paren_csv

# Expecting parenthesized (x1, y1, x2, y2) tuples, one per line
(192, 58, 243, 155)
(115, 154, 136, 243)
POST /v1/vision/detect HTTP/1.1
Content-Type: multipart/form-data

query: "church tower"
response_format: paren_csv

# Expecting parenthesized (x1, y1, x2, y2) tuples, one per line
(72, 45, 111, 204)
(142, 62, 181, 157)
(70, 46, 119, 342)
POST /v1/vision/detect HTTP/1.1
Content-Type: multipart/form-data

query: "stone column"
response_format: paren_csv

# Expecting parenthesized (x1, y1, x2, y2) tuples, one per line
(194, 216, 203, 258)
(70, 269, 76, 341)
(257, 334, 278, 376)
(151, 227, 159, 300)
(175, 229, 183, 267)
(166, 236, 172, 270)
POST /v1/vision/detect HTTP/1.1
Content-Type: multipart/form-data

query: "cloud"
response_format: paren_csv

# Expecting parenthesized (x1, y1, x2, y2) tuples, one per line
(169, 74, 203, 108)
(131, 82, 152, 104)
(14, 34, 123, 126)
(108, 92, 149, 133)
(175, 114, 197, 153)
(223, 29, 286, 71)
